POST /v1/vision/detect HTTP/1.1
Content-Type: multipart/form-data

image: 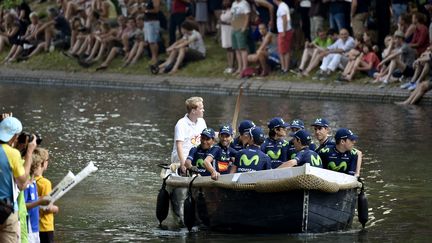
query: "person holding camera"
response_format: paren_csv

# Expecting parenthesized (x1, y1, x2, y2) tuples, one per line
(0, 115, 37, 243)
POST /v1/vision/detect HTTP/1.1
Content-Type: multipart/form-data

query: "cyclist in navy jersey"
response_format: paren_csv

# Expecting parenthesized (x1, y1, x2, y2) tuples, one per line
(185, 128, 215, 176)
(311, 118, 335, 152)
(204, 124, 237, 180)
(286, 119, 316, 160)
(231, 126, 271, 173)
(261, 117, 289, 168)
(230, 120, 255, 151)
(279, 129, 323, 168)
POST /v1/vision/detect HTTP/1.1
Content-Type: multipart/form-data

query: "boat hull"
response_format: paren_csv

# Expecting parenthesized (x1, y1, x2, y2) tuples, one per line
(192, 187, 357, 233)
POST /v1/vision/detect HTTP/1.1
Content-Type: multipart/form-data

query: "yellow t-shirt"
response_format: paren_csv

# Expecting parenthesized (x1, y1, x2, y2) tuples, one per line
(36, 175, 54, 232)
(1, 144, 24, 178)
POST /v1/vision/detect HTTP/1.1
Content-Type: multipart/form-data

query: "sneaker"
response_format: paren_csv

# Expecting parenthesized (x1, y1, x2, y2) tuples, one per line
(407, 82, 417, 91)
(312, 71, 323, 80)
(400, 81, 414, 89)
(319, 72, 329, 81)
(223, 67, 234, 74)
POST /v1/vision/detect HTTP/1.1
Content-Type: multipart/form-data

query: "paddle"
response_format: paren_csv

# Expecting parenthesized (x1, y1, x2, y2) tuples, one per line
(231, 85, 243, 135)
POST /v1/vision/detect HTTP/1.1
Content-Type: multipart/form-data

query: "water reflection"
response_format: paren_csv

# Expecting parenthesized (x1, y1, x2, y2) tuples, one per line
(1, 84, 432, 242)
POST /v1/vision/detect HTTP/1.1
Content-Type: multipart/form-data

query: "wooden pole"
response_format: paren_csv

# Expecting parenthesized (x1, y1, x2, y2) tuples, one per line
(231, 86, 243, 135)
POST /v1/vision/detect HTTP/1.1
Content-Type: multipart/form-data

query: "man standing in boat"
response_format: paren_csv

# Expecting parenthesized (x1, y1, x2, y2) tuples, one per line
(278, 130, 323, 168)
(184, 128, 216, 176)
(318, 128, 360, 176)
(311, 118, 335, 152)
(230, 120, 255, 151)
(204, 125, 237, 180)
(230, 126, 271, 173)
(171, 97, 207, 175)
(261, 117, 289, 169)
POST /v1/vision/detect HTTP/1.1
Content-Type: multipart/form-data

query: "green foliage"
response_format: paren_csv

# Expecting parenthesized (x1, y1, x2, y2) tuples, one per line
(1, 0, 20, 9)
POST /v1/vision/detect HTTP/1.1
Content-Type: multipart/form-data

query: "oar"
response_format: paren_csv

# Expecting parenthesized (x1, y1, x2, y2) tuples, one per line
(231, 85, 243, 135)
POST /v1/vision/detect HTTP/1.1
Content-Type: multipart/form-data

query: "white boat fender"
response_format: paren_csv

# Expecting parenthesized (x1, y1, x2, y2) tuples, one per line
(156, 174, 172, 227)
(184, 176, 198, 232)
(357, 178, 369, 228)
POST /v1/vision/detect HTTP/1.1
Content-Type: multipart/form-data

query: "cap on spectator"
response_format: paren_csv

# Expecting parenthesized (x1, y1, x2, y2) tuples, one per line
(238, 120, 256, 135)
(249, 126, 265, 145)
(311, 118, 330, 127)
(268, 117, 289, 130)
(219, 124, 233, 135)
(201, 128, 215, 139)
(291, 130, 312, 146)
(289, 119, 305, 129)
(335, 128, 358, 141)
(393, 30, 405, 39)
(0, 117, 23, 142)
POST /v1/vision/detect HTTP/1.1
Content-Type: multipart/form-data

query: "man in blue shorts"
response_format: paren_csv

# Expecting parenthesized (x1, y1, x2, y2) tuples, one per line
(230, 120, 255, 151)
(230, 126, 271, 173)
(185, 128, 215, 176)
(311, 118, 335, 152)
(203, 125, 237, 180)
(261, 117, 289, 169)
(279, 130, 323, 168)
(318, 128, 359, 176)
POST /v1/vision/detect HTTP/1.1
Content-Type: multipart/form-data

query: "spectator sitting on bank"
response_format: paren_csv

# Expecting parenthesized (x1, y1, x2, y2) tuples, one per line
(313, 28, 355, 80)
(154, 20, 205, 74)
(123, 15, 148, 67)
(372, 35, 394, 83)
(399, 47, 432, 91)
(395, 76, 432, 105)
(339, 43, 380, 82)
(409, 12, 429, 56)
(26, 7, 71, 59)
(246, 23, 276, 77)
(0, 13, 21, 54)
(376, 30, 417, 87)
(297, 28, 334, 75)
(397, 13, 416, 43)
(95, 17, 137, 70)
(63, 16, 101, 59)
(3, 12, 41, 63)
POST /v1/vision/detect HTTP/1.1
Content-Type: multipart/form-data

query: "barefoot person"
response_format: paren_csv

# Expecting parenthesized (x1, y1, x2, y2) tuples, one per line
(171, 97, 207, 175)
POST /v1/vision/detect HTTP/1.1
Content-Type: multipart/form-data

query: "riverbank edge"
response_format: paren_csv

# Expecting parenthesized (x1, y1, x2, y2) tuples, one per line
(0, 67, 430, 105)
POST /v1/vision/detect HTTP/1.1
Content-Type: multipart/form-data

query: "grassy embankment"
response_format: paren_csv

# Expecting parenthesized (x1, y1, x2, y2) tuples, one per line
(0, 1, 373, 84)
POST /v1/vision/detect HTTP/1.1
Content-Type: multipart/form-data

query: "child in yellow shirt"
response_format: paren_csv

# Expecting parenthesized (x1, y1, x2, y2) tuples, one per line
(33, 148, 58, 243)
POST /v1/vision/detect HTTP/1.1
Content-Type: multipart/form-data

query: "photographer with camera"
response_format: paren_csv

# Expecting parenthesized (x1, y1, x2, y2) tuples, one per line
(0, 115, 37, 243)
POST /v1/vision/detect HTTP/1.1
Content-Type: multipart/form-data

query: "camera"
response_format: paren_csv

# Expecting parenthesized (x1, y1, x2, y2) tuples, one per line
(17, 132, 42, 145)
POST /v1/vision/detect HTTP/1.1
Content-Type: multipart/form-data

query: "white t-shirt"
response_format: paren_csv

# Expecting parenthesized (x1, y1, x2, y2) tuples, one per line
(171, 114, 207, 163)
(231, 0, 251, 18)
(276, 2, 292, 33)
(183, 29, 206, 56)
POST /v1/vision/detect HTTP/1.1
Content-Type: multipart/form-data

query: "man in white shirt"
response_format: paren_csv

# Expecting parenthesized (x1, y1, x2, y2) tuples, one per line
(273, 0, 293, 73)
(171, 97, 207, 174)
(316, 28, 355, 80)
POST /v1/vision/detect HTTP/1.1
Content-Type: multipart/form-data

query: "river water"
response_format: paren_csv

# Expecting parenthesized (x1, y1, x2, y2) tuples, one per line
(1, 84, 431, 242)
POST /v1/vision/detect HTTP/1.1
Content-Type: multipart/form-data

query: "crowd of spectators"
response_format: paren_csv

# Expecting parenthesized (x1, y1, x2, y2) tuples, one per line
(1, 0, 432, 102)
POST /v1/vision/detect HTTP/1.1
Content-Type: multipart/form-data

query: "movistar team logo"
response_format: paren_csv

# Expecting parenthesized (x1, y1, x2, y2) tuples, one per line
(351, 148, 358, 155)
(320, 147, 330, 153)
(240, 154, 259, 166)
(196, 159, 205, 168)
(327, 161, 347, 172)
(315, 118, 322, 124)
(267, 149, 281, 160)
(292, 120, 301, 126)
(311, 155, 322, 166)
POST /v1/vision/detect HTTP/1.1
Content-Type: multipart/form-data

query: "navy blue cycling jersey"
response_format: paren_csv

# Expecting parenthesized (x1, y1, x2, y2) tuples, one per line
(234, 145, 271, 172)
(293, 147, 323, 168)
(230, 137, 247, 151)
(260, 137, 288, 169)
(187, 145, 212, 176)
(314, 137, 336, 152)
(286, 139, 317, 160)
(208, 143, 237, 174)
(318, 145, 358, 176)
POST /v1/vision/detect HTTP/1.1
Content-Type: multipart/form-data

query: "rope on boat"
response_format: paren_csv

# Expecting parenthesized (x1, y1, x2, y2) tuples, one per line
(165, 174, 361, 193)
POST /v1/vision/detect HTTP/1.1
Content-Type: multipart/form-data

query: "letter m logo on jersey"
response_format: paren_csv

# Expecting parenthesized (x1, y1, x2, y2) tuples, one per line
(328, 161, 347, 172)
(267, 149, 281, 160)
(240, 154, 259, 166)
(310, 154, 322, 167)
(196, 159, 205, 168)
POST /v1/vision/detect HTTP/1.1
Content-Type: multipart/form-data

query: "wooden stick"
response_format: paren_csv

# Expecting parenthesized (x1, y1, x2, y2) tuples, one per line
(231, 85, 243, 135)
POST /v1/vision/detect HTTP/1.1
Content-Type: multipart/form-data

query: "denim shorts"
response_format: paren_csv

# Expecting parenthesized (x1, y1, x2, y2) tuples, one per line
(144, 21, 160, 44)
